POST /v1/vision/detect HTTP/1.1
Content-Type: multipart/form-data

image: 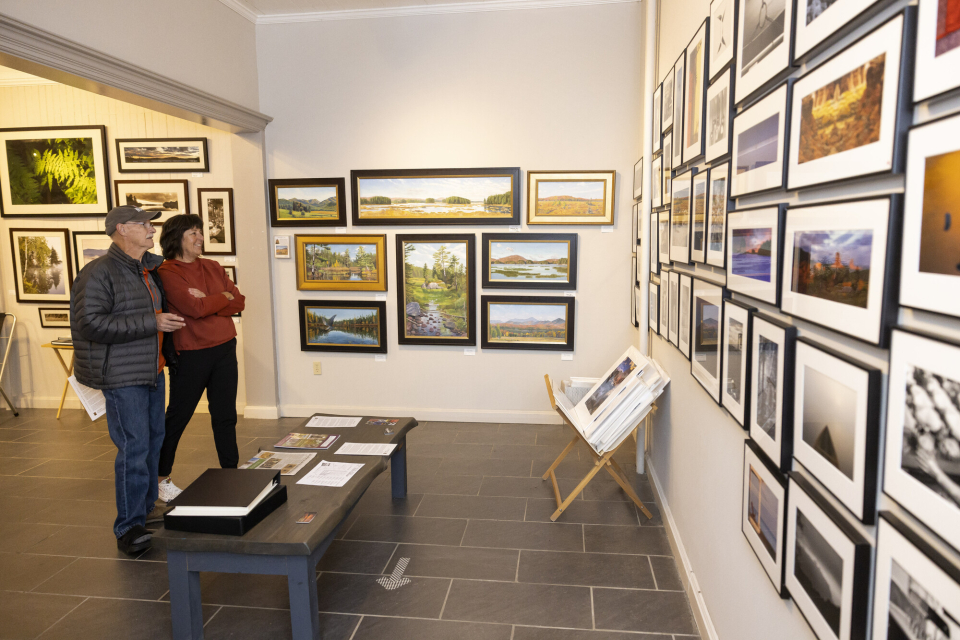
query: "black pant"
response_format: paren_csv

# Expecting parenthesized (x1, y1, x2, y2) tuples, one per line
(158, 338, 239, 476)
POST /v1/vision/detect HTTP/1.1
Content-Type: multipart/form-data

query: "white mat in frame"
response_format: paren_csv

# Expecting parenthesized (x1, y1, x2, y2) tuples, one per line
(720, 297, 754, 427)
(731, 82, 790, 197)
(725, 204, 784, 306)
(742, 440, 788, 596)
(690, 277, 723, 402)
(914, 0, 960, 102)
(749, 312, 797, 473)
(706, 163, 730, 268)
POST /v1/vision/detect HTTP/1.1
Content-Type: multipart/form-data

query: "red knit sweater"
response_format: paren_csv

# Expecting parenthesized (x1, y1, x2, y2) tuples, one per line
(157, 258, 245, 352)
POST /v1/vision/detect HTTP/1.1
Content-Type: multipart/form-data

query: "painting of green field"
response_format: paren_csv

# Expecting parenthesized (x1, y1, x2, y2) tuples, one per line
(535, 180, 605, 217)
(402, 241, 471, 338)
(358, 176, 513, 219)
(277, 186, 339, 220)
(489, 240, 570, 282)
(488, 303, 568, 343)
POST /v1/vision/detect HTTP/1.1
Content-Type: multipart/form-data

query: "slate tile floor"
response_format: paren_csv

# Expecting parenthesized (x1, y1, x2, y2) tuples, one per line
(0, 409, 699, 640)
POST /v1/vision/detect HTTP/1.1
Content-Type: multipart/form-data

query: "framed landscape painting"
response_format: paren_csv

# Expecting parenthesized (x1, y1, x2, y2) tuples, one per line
(795, 0, 885, 59)
(482, 233, 577, 290)
(9, 228, 73, 303)
(197, 188, 236, 255)
(914, 0, 960, 101)
(749, 312, 797, 472)
(298, 299, 387, 354)
(527, 171, 616, 225)
(480, 295, 574, 351)
(115, 137, 208, 173)
(706, 163, 730, 268)
(396, 234, 476, 346)
(352, 168, 519, 226)
(705, 69, 733, 163)
(269, 178, 347, 227)
(710, 0, 737, 80)
(690, 172, 708, 263)
(735, 0, 794, 104)
(295, 234, 388, 292)
(731, 83, 790, 197)
(114, 180, 188, 225)
(38, 307, 71, 329)
(682, 22, 708, 165)
(71, 231, 113, 278)
(725, 205, 784, 305)
(690, 278, 723, 402)
(670, 170, 693, 263)
(742, 440, 788, 596)
(721, 297, 755, 427)
(0, 125, 111, 217)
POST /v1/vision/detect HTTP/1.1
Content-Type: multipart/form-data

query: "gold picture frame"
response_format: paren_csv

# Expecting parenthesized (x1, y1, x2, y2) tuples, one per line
(526, 170, 616, 225)
(295, 234, 388, 291)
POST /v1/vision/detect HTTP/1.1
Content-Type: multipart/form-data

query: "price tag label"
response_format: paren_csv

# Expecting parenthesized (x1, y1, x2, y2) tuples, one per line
(564, 291, 575, 297)
(464, 348, 477, 356)
(375, 355, 386, 362)
(375, 294, 387, 301)
(223, 256, 236, 263)
(335, 227, 347, 234)
(601, 226, 614, 233)
(561, 353, 573, 361)
(509, 226, 521, 232)
(192, 173, 202, 177)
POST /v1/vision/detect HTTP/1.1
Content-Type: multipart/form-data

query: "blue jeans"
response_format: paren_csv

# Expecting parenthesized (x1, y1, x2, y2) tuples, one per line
(103, 373, 166, 538)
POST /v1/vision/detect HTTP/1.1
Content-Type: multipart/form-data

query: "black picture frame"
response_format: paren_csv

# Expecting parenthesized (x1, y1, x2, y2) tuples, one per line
(71, 230, 113, 278)
(37, 307, 71, 329)
(705, 162, 731, 268)
(681, 20, 709, 166)
(672, 50, 687, 170)
(351, 168, 520, 226)
(268, 178, 347, 228)
(721, 296, 755, 428)
(114, 179, 189, 225)
(731, 80, 793, 198)
(734, 0, 796, 107)
(480, 233, 577, 290)
(670, 169, 694, 264)
(633, 158, 643, 200)
(480, 295, 575, 351)
(709, 0, 739, 82)
(678, 272, 693, 359)
(297, 299, 387, 354)
(690, 277, 724, 402)
(749, 312, 797, 473)
(742, 439, 789, 597)
(725, 203, 786, 307)
(649, 281, 660, 335)
(705, 68, 734, 165)
(9, 227, 74, 304)
(114, 137, 209, 173)
(197, 188, 237, 256)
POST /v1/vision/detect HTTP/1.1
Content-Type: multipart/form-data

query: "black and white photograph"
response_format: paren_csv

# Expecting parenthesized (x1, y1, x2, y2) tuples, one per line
(115, 137, 209, 173)
(682, 22, 708, 165)
(871, 513, 960, 640)
(114, 180, 188, 225)
(673, 53, 686, 166)
(671, 169, 693, 263)
(653, 84, 663, 152)
(735, 0, 794, 103)
(787, 13, 909, 190)
(197, 188, 237, 256)
(780, 198, 896, 346)
(706, 163, 730, 268)
(650, 212, 660, 275)
(691, 172, 708, 264)
(913, 0, 960, 101)
(795, 0, 885, 59)
(679, 273, 692, 358)
(669, 270, 681, 347)
(750, 313, 797, 472)
(742, 440, 788, 595)
(705, 68, 733, 163)
(731, 83, 790, 196)
(721, 297, 754, 427)
(38, 307, 71, 329)
(663, 67, 676, 133)
(884, 328, 960, 553)
(664, 132, 674, 206)
(691, 278, 723, 402)
(658, 210, 671, 265)
(725, 205, 784, 306)
(660, 269, 671, 336)
(794, 337, 881, 523)
(710, 0, 737, 79)
(652, 154, 664, 208)
(650, 282, 660, 335)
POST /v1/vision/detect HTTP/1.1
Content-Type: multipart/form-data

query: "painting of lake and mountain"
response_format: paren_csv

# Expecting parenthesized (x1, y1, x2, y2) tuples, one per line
(488, 240, 570, 283)
(488, 303, 568, 344)
(738, 114, 780, 175)
(277, 186, 339, 221)
(303, 307, 381, 347)
(358, 176, 513, 220)
(304, 243, 379, 283)
(16, 234, 68, 296)
(732, 228, 773, 282)
(535, 180, 605, 217)
(791, 230, 873, 308)
(402, 241, 470, 338)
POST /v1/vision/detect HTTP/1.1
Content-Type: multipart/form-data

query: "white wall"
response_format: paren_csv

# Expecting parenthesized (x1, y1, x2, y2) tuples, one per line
(257, 3, 646, 422)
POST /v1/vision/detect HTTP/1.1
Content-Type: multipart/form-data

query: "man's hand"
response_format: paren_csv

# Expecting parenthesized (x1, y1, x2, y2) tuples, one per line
(157, 313, 186, 332)
(222, 291, 235, 301)
(188, 288, 206, 298)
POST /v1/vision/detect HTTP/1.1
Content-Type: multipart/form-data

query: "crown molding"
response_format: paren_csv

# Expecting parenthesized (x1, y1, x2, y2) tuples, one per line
(218, 0, 262, 23)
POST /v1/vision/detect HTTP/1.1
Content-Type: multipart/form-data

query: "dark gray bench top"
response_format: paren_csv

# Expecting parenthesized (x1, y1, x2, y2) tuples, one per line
(153, 413, 417, 557)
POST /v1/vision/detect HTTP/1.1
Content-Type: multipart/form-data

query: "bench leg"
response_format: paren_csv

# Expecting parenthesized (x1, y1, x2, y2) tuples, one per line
(391, 437, 407, 499)
(287, 556, 320, 640)
(168, 551, 204, 640)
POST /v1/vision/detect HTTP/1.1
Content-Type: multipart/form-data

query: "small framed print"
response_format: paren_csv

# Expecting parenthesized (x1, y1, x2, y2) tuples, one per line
(793, 337, 881, 523)
(690, 278, 723, 402)
(663, 132, 674, 206)
(115, 137, 208, 173)
(678, 273, 692, 359)
(749, 312, 797, 472)
(742, 440, 788, 596)
(223, 265, 236, 283)
(725, 205, 784, 306)
(682, 22, 708, 165)
(706, 163, 730, 268)
(658, 211, 671, 265)
(274, 235, 291, 259)
(295, 234, 388, 292)
(884, 328, 960, 552)
(652, 155, 663, 208)
(900, 112, 960, 319)
(662, 68, 676, 133)
(786, 473, 872, 640)
(197, 188, 236, 255)
(633, 159, 643, 201)
(114, 180, 188, 225)
(668, 270, 681, 347)
(649, 213, 659, 275)
(914, 0, 960, 101)
(481, 295, 575, 351)
(731, 83, 790, 197)
(787, 13, 911, 191)
(9, 228, 73, 303)
(735, 0, 795, 104)
(268, 178, 347, 228)
(659, 270, 671, 336)
(705, 68, 733, 163)
(653, 85, 663, 152)
(38, 307, 70, 328)
(670, 169, 693, 264)
(709, 0, 738, 80)
(527, 171, 616, 225)
(720, 297, 755, 427)
(649, 282, 660, 335)
(690, 172, 708, 263)
(298, 299, 387, 354)
(871, 512, 960, 640)
(71, 231, 112, 278)
(482, 233, 578, 290)
(795, 0, 885, 60)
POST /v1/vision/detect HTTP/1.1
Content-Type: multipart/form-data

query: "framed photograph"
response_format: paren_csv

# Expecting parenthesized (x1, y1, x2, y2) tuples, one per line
(653, 84, 663, 152)
(658, 211, 671, 265)
(196, 188, 236, 255)
(662, 67, 676, 133)
(632, 203, 639, 249)
(351, 167, 520, 226)
(0, 125, 111, 217)
(9, 228, 73, 303)
(659, 270, 671, 336)
(114, 180, 188, 225)
(871, 512, 960, 640)
(742, 440, 788, 596)
(884, 328, 960, 552)
(668, 270, 681, 347)
(785, 473, 872, 640)
(749, 313, 797, 472)
(38, 307, 71, 329)
(787, 13, 911, 190)
(915, 0, 960, 101)
(731, 83, 790, 197)
(663, 132, 674, 206)
(690, 172, 708, 263)
(678, 273, 692, 359)
(691, 278, 724, 402)
(396, 234, 476, 346)
(735, 0, 795, 104)
(900, 112, 960, 319)
(780, 198, 898, 346)
(635, 286, 642, 328)
(633, 158, 643, 201)
(274, 235, 291, 259)
(705, 69, 733, 163)
(481, 295, 574, 351)
(481, 233, 577, 290)
(298, 300, 387, 354)
(223, 265, 236, 283)
(721, 297, 755, 427)
(527, 170, 616, 225)
(631, 282, 638, 326)
(635, 248, 643, 285)
(71, 231, 112, 278)
(115, 137, 208, 173)
(673, 53, 686, 169)
(649, 282, 660, 335)
(632, 255, 638, 291)
(268, 178, 347, 228)
(726, 205, 784, 305)
(650, 213, 659, 275)
(793, 337, 881, 523)
(670, 169, 693, 264)
(795, 0, 885, 60)
(294, 234, 388, 292)
(710, 0, 738, 80)
(682, 22, 708, 165)
(652, 155, 664, 208)
(706, 163, 730, 268)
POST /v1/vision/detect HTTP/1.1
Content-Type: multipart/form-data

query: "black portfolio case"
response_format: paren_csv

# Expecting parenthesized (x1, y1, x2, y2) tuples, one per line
(163, 484, 288, 536)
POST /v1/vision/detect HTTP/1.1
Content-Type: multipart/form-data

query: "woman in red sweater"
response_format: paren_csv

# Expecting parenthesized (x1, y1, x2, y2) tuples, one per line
(155, 214, 245, 502)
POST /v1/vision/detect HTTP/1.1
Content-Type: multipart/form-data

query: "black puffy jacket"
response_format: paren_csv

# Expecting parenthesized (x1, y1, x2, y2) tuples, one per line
(70, 243, 175, 390)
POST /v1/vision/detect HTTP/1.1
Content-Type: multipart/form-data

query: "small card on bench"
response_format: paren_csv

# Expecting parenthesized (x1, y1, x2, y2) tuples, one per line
(305, 415, 362, 428)
(336, 442, 397, 456)
(297, 460, 364, 487)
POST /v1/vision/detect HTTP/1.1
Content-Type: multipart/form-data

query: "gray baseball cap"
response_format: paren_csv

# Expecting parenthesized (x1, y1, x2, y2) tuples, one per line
(104, 205, 162, 236)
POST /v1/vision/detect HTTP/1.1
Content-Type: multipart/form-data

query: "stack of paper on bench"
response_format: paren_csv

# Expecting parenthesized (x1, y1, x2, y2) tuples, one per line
(164, 468, 288, 536)
(553, 346, 669, 453)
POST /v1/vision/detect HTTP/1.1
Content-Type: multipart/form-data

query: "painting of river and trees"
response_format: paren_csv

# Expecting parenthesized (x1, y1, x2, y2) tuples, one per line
(295, 235, 387, 291)
(298, 300, 387, 353)
(481, 296, 575, 351)
(9, 228, 72, 303)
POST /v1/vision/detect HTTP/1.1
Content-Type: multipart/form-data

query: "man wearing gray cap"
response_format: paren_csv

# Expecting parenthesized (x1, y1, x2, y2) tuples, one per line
(71, 205, 186, 554)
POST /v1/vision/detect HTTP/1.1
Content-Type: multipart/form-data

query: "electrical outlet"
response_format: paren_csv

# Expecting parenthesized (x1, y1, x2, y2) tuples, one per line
(312, 361, 322, 375)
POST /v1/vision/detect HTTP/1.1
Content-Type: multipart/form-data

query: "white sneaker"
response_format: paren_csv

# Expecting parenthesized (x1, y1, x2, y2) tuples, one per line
(158, 478, 183, 503)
